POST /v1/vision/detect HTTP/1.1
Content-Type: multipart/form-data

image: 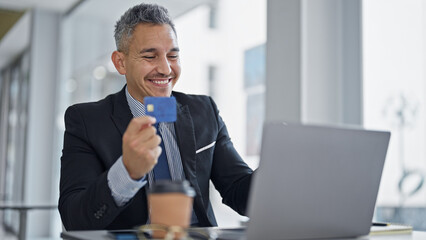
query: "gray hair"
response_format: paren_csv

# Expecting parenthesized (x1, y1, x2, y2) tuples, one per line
(114, 3, 176, 53)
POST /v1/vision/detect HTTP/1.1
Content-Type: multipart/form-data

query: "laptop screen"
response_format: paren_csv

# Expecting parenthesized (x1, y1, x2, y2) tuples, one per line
(246, 122, 390, 240)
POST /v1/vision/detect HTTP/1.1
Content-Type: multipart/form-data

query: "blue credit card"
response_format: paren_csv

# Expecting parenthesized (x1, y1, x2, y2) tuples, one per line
(144, 96, 177, 122)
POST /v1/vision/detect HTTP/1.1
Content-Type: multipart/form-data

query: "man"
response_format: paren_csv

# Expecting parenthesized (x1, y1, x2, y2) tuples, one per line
(59, 3, 253, 230)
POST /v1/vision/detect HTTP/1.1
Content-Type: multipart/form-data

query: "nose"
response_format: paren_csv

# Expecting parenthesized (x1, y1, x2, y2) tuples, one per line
(156, 56, 172, 75)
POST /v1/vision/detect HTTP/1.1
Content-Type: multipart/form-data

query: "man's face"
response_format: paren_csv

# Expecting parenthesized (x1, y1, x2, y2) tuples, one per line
(113, 23, 181, 103)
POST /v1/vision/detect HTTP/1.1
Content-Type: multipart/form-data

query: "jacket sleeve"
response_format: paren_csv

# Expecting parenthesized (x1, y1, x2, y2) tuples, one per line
(208, 97, 254, 216)
(59, 105, 129, 230)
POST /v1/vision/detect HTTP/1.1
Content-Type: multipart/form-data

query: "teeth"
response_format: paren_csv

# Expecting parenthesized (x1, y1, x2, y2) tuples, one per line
(152, 79, 169, 84)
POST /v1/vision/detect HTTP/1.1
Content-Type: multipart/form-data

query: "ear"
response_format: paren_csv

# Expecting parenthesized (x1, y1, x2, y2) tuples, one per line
(111, 51, 127, 75)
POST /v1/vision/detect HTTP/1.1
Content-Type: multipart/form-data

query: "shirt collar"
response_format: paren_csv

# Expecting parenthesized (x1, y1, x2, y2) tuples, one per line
(125, 86, 146, 118)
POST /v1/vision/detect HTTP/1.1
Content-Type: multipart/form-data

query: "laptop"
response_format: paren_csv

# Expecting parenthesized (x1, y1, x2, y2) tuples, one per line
(242, 122, 391, 240)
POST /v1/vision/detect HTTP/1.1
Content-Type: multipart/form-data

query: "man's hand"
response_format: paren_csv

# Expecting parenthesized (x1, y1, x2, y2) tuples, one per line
(122, 116, 162, 180)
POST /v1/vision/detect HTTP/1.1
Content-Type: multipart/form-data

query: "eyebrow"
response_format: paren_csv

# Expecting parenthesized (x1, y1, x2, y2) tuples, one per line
(139, 47, 180, 54)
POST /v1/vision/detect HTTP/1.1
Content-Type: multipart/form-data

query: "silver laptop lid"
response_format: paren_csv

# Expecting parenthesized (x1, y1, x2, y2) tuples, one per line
(246, 122, 390, 240)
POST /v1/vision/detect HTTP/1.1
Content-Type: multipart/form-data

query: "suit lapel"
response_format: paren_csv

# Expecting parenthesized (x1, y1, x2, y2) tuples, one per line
(174, 101, 210, 224)
(111, 87, 133, 136)
(174, 103, 197, 180)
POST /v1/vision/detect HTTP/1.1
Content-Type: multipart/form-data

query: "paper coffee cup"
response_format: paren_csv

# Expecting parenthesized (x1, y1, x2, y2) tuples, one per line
(148, 180, 195, 239)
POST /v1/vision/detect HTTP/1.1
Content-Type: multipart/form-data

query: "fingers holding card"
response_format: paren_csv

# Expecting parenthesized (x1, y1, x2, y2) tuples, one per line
(122, 116, 161, 180)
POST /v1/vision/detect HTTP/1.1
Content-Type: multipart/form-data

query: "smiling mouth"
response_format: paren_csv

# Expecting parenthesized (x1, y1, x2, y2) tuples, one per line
(149, 78, 172, 86)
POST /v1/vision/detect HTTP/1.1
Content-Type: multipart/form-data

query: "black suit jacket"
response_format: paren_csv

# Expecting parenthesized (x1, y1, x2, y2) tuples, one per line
(59, 86, 253, 230)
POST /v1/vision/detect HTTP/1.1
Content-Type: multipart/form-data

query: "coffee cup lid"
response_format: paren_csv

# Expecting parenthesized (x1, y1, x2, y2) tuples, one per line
(148, 180, 195, 197)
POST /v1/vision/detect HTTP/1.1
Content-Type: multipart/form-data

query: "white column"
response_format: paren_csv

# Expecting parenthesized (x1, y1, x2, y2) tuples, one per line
(266, 0, 363, 125)
(340, 0, 363, 125)
(265, 0, 302, 123)
(24, 8, 61, 238)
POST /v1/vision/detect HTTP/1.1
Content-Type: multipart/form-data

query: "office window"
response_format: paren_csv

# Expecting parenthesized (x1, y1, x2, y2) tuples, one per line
(208, 65, 218, 99)
(208, 3, 218, 29)
(363, 0, 426, 230)
(244, 44, 265, 156)
(0, 51, 30, 234)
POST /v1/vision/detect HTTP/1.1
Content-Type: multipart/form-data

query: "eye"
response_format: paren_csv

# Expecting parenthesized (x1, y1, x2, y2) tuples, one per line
(143, 56, 155, 59)
(168, 55, 179, 59)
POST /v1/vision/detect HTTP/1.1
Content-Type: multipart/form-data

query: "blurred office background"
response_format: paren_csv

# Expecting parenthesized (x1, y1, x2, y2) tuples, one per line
(0, 0, 425, 238)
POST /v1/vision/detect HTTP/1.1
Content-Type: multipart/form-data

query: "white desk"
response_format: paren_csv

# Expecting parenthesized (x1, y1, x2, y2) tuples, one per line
(0, 201, 57, 240)
(60, 229, 426, 240)
(370, 231, 426, 239)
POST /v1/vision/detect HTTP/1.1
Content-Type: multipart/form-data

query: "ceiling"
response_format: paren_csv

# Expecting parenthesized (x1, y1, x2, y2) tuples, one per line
(0, 0, 215, 70)
(0, 9, 24, 40)
(0, 0, 79, 12)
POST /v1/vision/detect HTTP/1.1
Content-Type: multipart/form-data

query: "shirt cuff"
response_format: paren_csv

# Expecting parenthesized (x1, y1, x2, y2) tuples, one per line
(107, 156, 147, 207)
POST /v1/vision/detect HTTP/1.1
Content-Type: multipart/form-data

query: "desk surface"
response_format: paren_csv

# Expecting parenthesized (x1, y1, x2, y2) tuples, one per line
(61, 229, 426, 240)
